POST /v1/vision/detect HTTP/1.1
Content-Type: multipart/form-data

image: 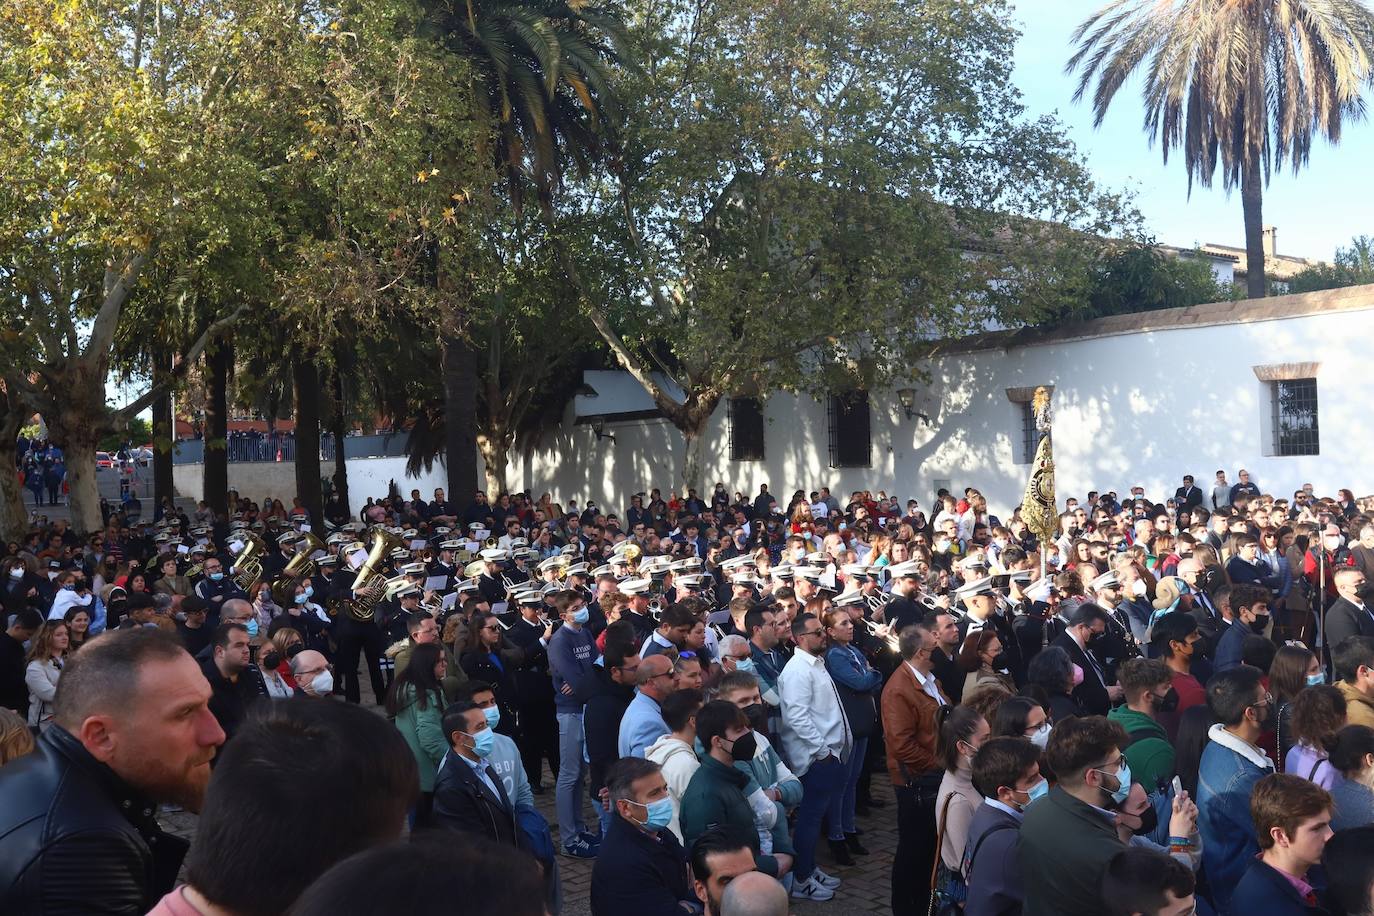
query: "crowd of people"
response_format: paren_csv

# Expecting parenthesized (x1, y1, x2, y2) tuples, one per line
(5, 473, 1374, 915)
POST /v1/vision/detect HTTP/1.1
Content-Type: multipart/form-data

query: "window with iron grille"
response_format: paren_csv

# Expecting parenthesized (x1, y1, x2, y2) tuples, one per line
(728, 397, 765, 461)
(827, 391, 872, 468)
(1272, 378, 1320, 456)
(1019, 400, 1039, 464)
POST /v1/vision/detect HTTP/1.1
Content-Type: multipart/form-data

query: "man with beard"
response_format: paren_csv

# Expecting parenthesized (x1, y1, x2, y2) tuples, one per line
(691, 828, 763, 916)
(0, 628, 226, 913)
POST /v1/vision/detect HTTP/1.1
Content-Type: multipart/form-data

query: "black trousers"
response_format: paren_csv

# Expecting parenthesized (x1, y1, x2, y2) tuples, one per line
(892, 782, 939, 916)
(335, 618, 388, 704)
(516, 701, 560, 788)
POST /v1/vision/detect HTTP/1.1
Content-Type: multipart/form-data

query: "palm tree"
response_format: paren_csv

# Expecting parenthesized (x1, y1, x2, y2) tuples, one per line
(420, 0, 623, 511)
(1067, 0, 1374, 298)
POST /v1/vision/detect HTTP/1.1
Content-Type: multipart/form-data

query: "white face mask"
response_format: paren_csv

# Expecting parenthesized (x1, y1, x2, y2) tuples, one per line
(8, 568, 22, 580)
(309, 670, 334, 695)
(1030, 722, 1052, 749)
(1131, 579, 1147, 598)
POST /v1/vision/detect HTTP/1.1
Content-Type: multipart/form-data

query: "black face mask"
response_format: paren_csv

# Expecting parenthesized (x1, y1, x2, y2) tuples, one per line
(261, 651, 281, 670)
(1130, 804, 1159, 837)
(741, 703, 768, 734)
(726, 730, 758, 762)
(1151, 688, 1180, 714)
(1087, 632, 1104, 647)
(1249, 614, 1270, 634)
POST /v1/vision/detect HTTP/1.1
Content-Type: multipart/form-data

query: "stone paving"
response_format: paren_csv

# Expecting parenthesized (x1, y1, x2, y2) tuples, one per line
(161, 676, 901, 915)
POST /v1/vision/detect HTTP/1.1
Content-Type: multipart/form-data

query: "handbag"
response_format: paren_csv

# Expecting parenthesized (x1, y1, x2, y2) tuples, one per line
(928, 792, 966, 916)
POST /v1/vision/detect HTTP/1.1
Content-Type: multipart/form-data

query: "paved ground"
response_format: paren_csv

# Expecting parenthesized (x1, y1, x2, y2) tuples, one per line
(161, 681, 901, 915)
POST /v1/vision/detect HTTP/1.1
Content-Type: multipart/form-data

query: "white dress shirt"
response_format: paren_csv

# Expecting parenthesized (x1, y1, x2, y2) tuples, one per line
(778, 647, 852, 776)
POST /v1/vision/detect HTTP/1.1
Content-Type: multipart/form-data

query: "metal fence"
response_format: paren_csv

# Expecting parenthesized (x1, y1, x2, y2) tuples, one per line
(171, 431, 411, 464)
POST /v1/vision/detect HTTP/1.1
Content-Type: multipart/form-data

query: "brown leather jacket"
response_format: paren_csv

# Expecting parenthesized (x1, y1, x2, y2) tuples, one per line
(881, 662, 948, 785)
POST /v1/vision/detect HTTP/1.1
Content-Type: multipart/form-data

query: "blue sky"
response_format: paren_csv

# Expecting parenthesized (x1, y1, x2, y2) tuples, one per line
(1010, 0, 1374, 261)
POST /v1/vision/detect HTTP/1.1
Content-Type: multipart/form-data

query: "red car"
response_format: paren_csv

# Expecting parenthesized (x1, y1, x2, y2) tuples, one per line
(95, 452, 114, 469)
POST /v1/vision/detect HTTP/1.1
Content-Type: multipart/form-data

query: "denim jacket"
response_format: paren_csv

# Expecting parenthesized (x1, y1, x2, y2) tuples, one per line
(1197, 724, 1274, 913)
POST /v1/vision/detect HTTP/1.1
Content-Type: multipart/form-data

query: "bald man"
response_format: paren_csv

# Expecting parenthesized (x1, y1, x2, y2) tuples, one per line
(721, 871, 789, 916)
(618, 654, 675, 758)
(289, 650, 334, 697)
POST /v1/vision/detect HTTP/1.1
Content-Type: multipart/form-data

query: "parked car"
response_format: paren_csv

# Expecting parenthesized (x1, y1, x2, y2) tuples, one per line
(95, 451, 114, 469)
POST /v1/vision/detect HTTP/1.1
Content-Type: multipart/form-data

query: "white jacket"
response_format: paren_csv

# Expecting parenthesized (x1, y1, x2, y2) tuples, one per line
(645, 734, 700, 843)
(26, 657, 63, 729)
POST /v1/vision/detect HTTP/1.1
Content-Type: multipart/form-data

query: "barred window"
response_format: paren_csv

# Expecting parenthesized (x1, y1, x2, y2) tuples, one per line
(827, 391, 871, 468)
(1019, 400, 1039, 464)
(1272, 378, 1319, 456)
(728, 397, 765, 461)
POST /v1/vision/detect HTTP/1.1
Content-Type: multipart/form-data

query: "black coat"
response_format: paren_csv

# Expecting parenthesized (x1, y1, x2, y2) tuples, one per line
(200, 658, 266, 745)
(0, 726, 190, 915)
(931, 647, 965, 705)
(590, 810, 695, 916)
(459, 646, 521, 738)
(505, 616, 556, 709)
(1052, 632, 1111, 716)
(1323, 598, 1374, 650)
(432, 749, 522, 848)
(1174, 485, 1204, 512)
(584, 666, 635, 795)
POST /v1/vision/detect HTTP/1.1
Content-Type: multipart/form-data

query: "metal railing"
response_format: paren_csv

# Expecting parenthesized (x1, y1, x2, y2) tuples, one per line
(171, 431, 411, 464)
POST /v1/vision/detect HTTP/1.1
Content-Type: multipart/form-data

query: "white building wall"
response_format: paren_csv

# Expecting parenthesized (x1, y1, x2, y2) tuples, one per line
(514, 294, 1374, 519)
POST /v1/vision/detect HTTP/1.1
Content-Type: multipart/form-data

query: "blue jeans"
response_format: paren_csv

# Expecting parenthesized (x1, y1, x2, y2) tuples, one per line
(556, 711, 588, 845)
(795, 755, 846, 881)
(827, 736, 867, 839)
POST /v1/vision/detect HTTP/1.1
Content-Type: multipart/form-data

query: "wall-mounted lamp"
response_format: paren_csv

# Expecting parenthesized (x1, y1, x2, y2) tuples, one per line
(591, 417, 616, 443)
(896, 388, 931, 426)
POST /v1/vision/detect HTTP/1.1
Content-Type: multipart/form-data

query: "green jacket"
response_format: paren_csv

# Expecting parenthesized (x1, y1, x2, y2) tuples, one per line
(1107, 705, 1176, 795)
(394, 684, 449, 792)
(680, 754, 790, 876)
(1019, 785, 1124, 916)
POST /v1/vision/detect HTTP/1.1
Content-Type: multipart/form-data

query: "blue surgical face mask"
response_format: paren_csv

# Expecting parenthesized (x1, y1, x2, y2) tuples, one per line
(244, 618, 259, 638)
(294, 593, 308, 605)
(631, 796, 674, 830)
(483, 705, 501, 730)
(464, 728, 495, 758)
(572, 608, 590, 625)
(1307, 672, 1326, 687)
(304, 585, 314, 599)
(1096, 760, 1132, 806)
(209, 572, 224, 581)
(734, 657, 756, 674)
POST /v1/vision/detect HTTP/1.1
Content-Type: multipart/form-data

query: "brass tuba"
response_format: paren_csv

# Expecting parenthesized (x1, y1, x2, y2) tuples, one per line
(342, 527, 404, 623)
(270, 532, 328, 605)
(230, 533, 268, 595)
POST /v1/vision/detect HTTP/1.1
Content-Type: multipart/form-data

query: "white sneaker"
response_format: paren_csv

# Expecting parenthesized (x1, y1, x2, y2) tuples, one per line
(791, 876, 835, 901)
(812, 867, 842, 890)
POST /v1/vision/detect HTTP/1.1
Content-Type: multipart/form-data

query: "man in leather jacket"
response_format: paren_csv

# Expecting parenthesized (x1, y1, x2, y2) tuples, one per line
(0, 628, 225, 914)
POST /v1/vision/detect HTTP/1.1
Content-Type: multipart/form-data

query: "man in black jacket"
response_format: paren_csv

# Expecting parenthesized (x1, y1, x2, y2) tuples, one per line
(585, 642, 640, 832)
(1324, 567, 1374, 649)
(1173, 475, 1203, 513)
(0, 607, 41, 715)
(201, 622, 267, 747)
(1051, 604, 1121, 716)
(0, 628, 226, 915)
(506, 593, 559, 792)
(591, 756, 698, 916)
(432, 701, 523, 848)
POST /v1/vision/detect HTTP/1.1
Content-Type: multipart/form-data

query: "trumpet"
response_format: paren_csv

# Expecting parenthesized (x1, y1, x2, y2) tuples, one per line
(863, 618, 901, 652)
(865, 590, 895, 615)
(648, 598, 663, 619)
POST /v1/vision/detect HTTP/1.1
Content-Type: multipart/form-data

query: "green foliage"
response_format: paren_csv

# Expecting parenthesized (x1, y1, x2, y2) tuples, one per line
(99, 418, 152, 452)
(1289, 236, 1374, 293)
(1044, 244, 1230, 322)
(576, 0, 1135, 432)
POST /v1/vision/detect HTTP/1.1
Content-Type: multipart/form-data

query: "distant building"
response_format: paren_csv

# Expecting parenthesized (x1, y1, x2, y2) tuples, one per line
(1199, 226, 1322, 292)
(500, 284, 1374, 515)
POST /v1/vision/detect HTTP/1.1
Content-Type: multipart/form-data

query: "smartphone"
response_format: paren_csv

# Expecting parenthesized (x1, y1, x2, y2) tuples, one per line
(1172, 776, 1183, 798)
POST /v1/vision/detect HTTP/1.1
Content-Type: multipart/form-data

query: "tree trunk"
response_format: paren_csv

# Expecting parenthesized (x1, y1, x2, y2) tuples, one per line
(151, 348, 175, 517)
(681, 421, 709, 493)
(1241, 157, 1267, 299)
(293, 359, 323, 531)
(63, 429, 104, 535)
(203, 342, 231, 518)
(0, 425, 26, 542)
(477, 433, 508, 497)
(330, 368, 349, 519)
(442, 331, 479, 514)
